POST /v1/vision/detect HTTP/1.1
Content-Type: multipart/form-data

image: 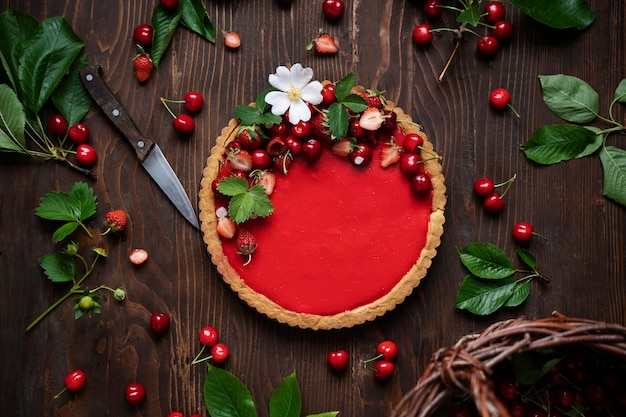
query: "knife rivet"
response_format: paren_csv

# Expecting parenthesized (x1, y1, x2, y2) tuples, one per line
(112, 109, 120, 117)
(137, 140, 145, 148)
(85, 74, 94, 82)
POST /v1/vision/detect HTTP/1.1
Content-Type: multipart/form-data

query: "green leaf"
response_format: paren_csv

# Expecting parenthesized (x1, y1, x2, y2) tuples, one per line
(51, 53, 92, 126)
(456, 3, 481, 26)
(180, 0, 215, 43)
(39, 252, 76, 283)
(18, 16, 84, 114)
(307, 413, 339, 417)
(614, 79, 626, 103)
(0, 9, 38, 95)
(538, 74, 599, 123)
(204, 364, 257, 417)
(454, 275, 517, 315)
(341, 94, 368, 114)
(520, 124, 597, 164)
(217, 176, 250, 197)
(456, 242, 516, 279)
(512, 349, 564, 385)
(269, 372, 301, 417)
(516, 248, 537, 270)
(599, 146, 626, 207)
(234, 90, 281, 126)
(503, 280, 531, 308)
(150, 5, 182, 68)
(229, 184, 274, 224)
(0, 83, 28, 153)
(52, 222, 80, 243)
(509, 0, 595, 30)
(333, 73, 356, 101)
(35, 181, 97, 221)
(327, 102, 349, 139)
(576, 126, 603, 158)
(67, 181, 98, 219)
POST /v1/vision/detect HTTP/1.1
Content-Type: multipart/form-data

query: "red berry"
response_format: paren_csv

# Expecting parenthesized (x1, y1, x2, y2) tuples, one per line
(133, 24, 153, 48)
(133, 53, 153, 83)
(223, 31, 241, 49)
(64, 369, 86, 393)
(266, 137, 288, 156)
(103, 209, 128, 233)
(210, 343, 230, 363)
(302, 139, 323, 163)
(198, 326, 219, 347)
(489, 87, 511, 110)
(75, 144, 97, 166)
(125, 382, 146, 404)
(267, 122, 288, 138)
(251, 148, 272, 169)
(492, 20, 514, 41)
(410, 173, 432, 195)
(374, 360, 395, 380)
(285, 135, 302, 155)
(166, 412, 184, 417)
(322, 0, 345, 20)
(68, 123, 90, 144)
(160, 0, 178, 10)
(291, 120, 313, 140)
(321, 83, 336, 105)
(349, 119, 365, 139)
(351, 144, 373, 167)
(376, 340, 398, 361)
(483, 192, 505, 213)
(473, 177, 495, 197)
(401, 133, 424, 153)
(173, 114, 195, 134)
(129, 248, 149, 265)
(484, 1, 506, 23)
(477, 35, 499, 56)
(150, 312, 171, 335)
(496, 376, 518, 400)
(423, 0, 442, 19)
(327, 350, 349, 371)
(184, 91, 204, 112)
(48, 114, 68, 135)
(512, 222, 533, 242)
(412, 24, 433, 45)
(399, 153, 423, 175)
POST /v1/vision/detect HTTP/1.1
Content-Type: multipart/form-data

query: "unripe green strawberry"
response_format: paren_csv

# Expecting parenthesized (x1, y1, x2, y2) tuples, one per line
(236, 228, 257, 266)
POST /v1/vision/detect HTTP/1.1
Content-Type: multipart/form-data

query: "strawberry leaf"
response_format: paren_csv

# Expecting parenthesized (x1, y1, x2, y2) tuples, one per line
(218, 177, 274, 223)
(456, 242, 516, 279)
(0, 83, 27, 154)
(341, 93, 368, 113)
(333, 72, 355, 101)
(180, 0, 215, 43)
(454, 275, 518, 315)
(327, 102, 349, 139)
(39, 253, 76, 283)
(204, 364, 257, 417)
(234, 89, 281, 126)
(269, 371, 301, 417)
(456, 2, 481, 26)
(217, 176, 250, 196)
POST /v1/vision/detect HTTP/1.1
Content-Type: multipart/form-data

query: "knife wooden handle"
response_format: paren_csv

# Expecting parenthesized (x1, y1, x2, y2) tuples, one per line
(79, 65, 154, 161)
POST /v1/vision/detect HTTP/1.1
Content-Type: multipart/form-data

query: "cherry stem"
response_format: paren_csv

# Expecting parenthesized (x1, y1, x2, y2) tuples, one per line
(53, 386, 68, 399)
(507, 103, 521, 119)
(160, 97, 177, 119)
(191, 345, 214, 365)
(438, 39, 462, 83)
(362, 354, 383, 366)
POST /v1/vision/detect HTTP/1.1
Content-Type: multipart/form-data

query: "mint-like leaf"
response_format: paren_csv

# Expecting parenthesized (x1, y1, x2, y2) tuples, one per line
(204, 365, 257, 417)
(454, 275, 518, 315)
(39, 252, 76, 283)
(456, 242, 516, 279)
(538, 74, 599, 123)
(520, 124, 597, 164)
(269, 371, 301, 417)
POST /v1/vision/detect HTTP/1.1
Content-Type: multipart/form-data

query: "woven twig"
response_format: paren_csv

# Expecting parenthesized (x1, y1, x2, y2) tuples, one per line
(390, 312, 626, 417)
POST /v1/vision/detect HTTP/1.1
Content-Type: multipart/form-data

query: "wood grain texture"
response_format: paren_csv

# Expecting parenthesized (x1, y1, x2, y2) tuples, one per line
(0, 1, 624, 416)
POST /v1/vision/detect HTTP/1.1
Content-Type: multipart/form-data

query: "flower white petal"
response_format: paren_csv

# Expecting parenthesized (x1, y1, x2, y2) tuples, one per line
(288, 99, 312, 124)
(265, 91, 291, 116)
(301, 80, 324, 105)
(289, 63, 314, 89)
(268, 66, 293, 91)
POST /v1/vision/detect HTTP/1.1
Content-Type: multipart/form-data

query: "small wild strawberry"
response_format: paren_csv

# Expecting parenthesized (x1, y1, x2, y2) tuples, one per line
(102, 210, 128, 235)
(236, 228, 258, 266)
(133, 47, 153, 83)
(361, 89, 386, 108)
(222, 30, 241, 49)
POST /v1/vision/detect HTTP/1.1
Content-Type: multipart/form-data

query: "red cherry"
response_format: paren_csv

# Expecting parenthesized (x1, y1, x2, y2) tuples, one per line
(302, 139, 322, 163)
(489, 87, 511, 110)
(172, 114, 195, 134)
(492, 20, 514, 41)
(150, 312, 171, 335)
(133, 24, 153, 48)
(477, 35, 499, 56)
(495, 376, 518, 400)
(285, 135, 302, 155)
(374, 360, 395, 380)
(401, 133, 424, 153)
(376, 340, 398, 361)
(125, 382, 146, 404)
(327, 349, 350, 371)
(75, 144, 97, 166)
(473, 177, 495, 197)
(349, 119, 365, 139)
(483, 192, 505, 213)
(410, 173, 432, 195)
(322, 0, 345, 20)
(166, 412, 184, 417)
(267, 122, 288, 138)
(266, 137, 288, 156)
(412, 24, 433, 45)
(198, 326, 219, 347)
(351, 144, 373, 167)
(210, 343, 230, 363)
(184, 91, 204, 112)
(291, 120, 313, 140)
(251, 148, 272, 169)
(64, 369, 86, 393)
(512, 222, 534, 242)
(484, 1, 506, 23)
(423, 0, 442, 19)
(399, 153, 423, 175)
(160, 0, 178, 10)
(68, 123, 90, 144)
(321, 83, 336, 105)
(48, 114, 68, 135)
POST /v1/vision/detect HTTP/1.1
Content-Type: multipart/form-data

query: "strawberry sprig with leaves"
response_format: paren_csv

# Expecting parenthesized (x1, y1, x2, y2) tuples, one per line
(454, 242, 547, 315)
(217, 176, 274, 224)
(325, 73, 369, 139)
(234, 88, 283, 127)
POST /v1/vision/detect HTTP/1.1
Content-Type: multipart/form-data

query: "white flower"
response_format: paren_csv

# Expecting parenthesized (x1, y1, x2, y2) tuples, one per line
(265, 63, 323, 125)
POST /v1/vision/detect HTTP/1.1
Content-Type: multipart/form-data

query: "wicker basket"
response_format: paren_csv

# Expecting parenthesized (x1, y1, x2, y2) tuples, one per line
(391, 312, 626, 417)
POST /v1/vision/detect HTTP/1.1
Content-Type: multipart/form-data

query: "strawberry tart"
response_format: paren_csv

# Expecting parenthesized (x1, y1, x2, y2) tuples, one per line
(199, 64, 446, 330)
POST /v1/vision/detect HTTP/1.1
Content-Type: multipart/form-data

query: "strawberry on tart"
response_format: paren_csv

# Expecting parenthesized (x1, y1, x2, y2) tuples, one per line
(199, 64, 446, 330)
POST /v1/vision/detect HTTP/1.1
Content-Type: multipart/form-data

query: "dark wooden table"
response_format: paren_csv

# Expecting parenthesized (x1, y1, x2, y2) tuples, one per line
(1, 1, 624, 416)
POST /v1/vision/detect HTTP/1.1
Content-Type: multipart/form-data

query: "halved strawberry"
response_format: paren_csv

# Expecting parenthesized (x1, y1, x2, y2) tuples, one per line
(380, 143, 402, 168)
(307, 30, 338, 54)
(129, 248, 149, 265)
(359, 107, 385, 131)
(228, 149, 253, 172)
(216, 207, 236, 239)
(255, 170, 276, 195)
(331, 139, 353, 157)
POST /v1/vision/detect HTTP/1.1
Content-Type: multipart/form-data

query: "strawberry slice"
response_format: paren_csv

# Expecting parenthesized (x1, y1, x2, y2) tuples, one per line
(331, 139, 353, 157)
(256, 170, 276, 195)
(228, 149, 253, 172)
(216, 207, 236, 239)
(359, 107, 385, 131)
(129, 248, 149, 265)
(380, 143, 401, 168)
(307, 30, 338, 54)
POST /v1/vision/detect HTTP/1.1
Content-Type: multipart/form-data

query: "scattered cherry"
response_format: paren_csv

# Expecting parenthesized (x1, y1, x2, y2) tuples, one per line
(477, 35, 499, 56)
(322, 0, 345, 20)
(473, 177, 495, 197)
(54, 369, 87, 398)
(484, 1, 506, 23)
(483, 192, 505, 214)
(327, 349, 350, 371)
(374, 360, 395, 380)
(412, 24, 433, 45)
(150, 312, 171, 335)
(492, 20, 514, 41)
(160, 0, 178, 10)
(173, 114, 195, 135)
(376, 340, 398, 361)
(198, 325, 219, 347)
(184, 91, 204, 112)
(75, 144, 97, 166)
(489, 87, 521, 118)
(133, 24, 153, 48)
(210, 343, 230, 363)
(48, 114, 68, 136)
(423, 0, 442, 19)
(125, 382, 146, 404)
(166, 412, 184, 417)
(68, 123, 90, 144)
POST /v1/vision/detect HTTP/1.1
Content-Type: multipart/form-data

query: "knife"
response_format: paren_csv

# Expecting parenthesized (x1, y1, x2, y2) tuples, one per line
(79, 65, 199, 229)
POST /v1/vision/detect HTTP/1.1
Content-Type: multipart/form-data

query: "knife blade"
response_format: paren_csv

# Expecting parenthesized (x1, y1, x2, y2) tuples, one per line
(79, 65, 199, 229)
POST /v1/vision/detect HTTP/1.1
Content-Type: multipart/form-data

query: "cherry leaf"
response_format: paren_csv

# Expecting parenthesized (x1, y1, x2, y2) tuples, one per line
(614, 79, 626, 103)
(516, 248, 537, 270)
(520, 124, 597, 164)
(503, 280, 531, 308)
(538, 74, 599, 123)
(599, 146, 626, 207)
(575, 126, 603, 158)
(51, 53, 92, 126)
(454, 275, 517, 315)
(204, 365, 257, 417)
(150, 5, 182, 68)
(509, 0, 595, 30)
(269, 371, 301, 417)
(456, 242, 516, 279)
(0, 9, 39, 95)
(180, 0, 215, 43)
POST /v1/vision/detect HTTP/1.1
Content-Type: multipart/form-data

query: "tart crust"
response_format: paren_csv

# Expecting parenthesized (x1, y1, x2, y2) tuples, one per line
(199, 91, 446, 330)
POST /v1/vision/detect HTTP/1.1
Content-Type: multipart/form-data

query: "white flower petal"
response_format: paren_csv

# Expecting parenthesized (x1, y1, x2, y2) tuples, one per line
(268, 66, 292, 91)
(265, 91, 291, 116)
(290, 63, 314, 89)
(301, 81, 324, 105)
(288, 99, 312, 124)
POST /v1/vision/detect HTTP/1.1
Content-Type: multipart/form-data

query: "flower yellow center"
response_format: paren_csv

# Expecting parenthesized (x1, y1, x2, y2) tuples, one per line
(287, 87, 301, 101)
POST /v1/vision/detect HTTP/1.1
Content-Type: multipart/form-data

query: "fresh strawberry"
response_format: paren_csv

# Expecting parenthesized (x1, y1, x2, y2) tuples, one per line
(255, 170, 276, 195)
(228, 149, 253, 172)
(273, 153, 293, 175)
(307, 30, 338, 54)
(216, 207, 236, 239)
(361, 89, 386, 109)
(133, 47, 153, 83)
(311, 112, 332, 142)
(236, 228, 258, 266)
(380, 143, 401, 168)
(102, 210, 128, 235)
(237, 126, 263, 150)
(359, 107, 385, 131)
(331, 139, 353, 157)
